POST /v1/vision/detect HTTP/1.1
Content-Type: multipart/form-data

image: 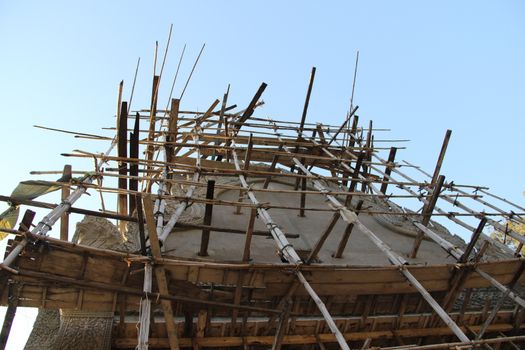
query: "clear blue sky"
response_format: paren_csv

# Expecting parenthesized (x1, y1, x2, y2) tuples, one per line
(0, 1, 524, 348)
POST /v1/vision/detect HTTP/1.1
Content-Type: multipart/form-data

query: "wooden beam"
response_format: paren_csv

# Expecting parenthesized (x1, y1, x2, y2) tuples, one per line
(379, 147, 397, 194)
(118, 101, 129, 232)
(271, 301, 292, 350)
(334, 200, 364, 258)
(242, 208, 256, 262)
(410, 175, 445, 258)
(459, 218, 487, 263)
(129, 113, 140, 215)
(235, 134, 253, 214)
(299, 67, 316, 134)
(431, 129, 452, 185)
(143, 194, 181, 350)
(306, 212, 340, 264)
(263, 144, 284, 189)
(199, 180, 216, 257)
(60, 165, 72, 241)
(0, 283, 20, 350)
(166, 98, 180, 165)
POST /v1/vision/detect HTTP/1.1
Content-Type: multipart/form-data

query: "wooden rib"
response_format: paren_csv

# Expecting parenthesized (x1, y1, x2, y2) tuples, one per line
(143, 194, 181, 350)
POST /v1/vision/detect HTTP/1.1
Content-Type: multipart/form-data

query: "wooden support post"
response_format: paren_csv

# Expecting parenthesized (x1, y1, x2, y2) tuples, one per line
(306, 212, 340, 264)
(118, 101, 128, 233)
(299, 174, 307, 217)
(199, 180, 216, 257)
(129, 113, 140, 215)
(344, 153, 364, 207)
(143, 194, 181, 350)
(271, 301, 292, 350)
(216, 83, 266, 162)
(230, 273, 244, 336)
(459, 218, 487, 263)
(410, 175, 445, 258)
(334, 200, 364, 258)
(242, 208, 256, 262)
(299, 67, 316, 134)
(60, 165, 72, 241)
(431, 129, 452, 185)
(380, 147, 397, 194)
(0, 283, 20, 350)
(348, 114, 359, 148)
(137, 263, 153, 350)
(263, 144, 284, 189)
(360, 121, 373, 193)
(166, 98, 180, 165)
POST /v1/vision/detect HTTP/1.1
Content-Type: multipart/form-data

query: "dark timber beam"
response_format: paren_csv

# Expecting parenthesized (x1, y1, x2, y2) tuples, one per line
(199, 180, 216, 257)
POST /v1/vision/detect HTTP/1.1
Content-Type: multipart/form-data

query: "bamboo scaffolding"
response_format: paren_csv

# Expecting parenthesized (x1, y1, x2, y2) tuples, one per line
(267, 118, 470, 343)
(229, 137, 351, 350)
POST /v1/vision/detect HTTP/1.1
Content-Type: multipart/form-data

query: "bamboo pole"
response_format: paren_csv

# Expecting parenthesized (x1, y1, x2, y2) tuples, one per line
(267, 119, 470, 343)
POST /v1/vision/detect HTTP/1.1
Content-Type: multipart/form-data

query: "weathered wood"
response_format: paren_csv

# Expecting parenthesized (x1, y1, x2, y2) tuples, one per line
(60, 165, 72, 241)
(299, 67, 316, 134)
(334, 200, 364, 258)
(262, 144, 284, 189)
(271, 301, 292, 350)
(129, 112, 140, 215)
(459, 218, 487, 263)
(242, 208, 256, 262)
(306, 212, 340, 264)
(235, 134, 253, 214)
(431, 129, 452, 185)
(143, 194, 181, 350)
(166, 98, 180, 165)
(199, 180, 216, 257)
(410, 175, 445, 258)
(0, 284, 20, 350)
(118, 101, 129, 232)
(379, 147, 397, 194)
